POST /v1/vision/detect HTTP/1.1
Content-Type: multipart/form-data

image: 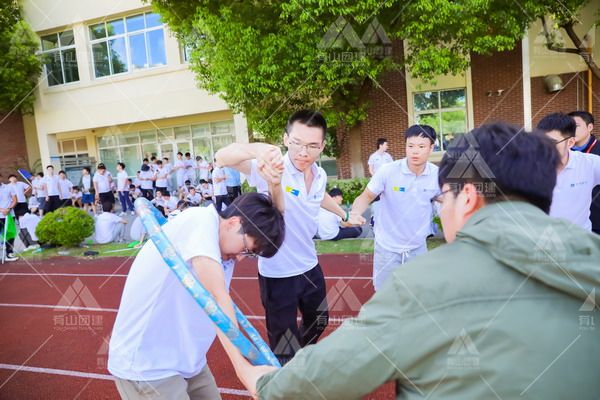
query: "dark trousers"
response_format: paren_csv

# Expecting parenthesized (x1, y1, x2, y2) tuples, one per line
(0, 218, 14, 254)
(331, 226, 363, 241)
(44, 195, 62, 213)
(118, 191, 134, 212)
(99, 191, 115, 206)
(259, 264, 329, 365)
(19, 228, 36, 247)
(227, 186, 242, 202)
(214, 195, 230, 212)
(14, 202, 28, 218)
(140, 188, 153, 201)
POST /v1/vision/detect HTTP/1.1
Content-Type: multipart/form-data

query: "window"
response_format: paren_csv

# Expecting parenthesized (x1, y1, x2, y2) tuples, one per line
(89, 12, 166, 78)
(40, 30, 79, 86)
(414, 88, 467, 152)
(58, 138, 93, 169)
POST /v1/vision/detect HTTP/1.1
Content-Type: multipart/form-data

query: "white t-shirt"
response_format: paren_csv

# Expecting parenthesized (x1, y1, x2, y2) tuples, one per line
(19, 213, 41, 241)
(108, 206, 235, 381)
(94, 212, 122, 244)
(198, 160, 210, 180)
(318, 208, 342, 240)
(200, 185, 213, 199)
(184, 159, 196, 179)
(212, 167, 227, 196)
(550, 150, 600, 231)
(71, 191, 82, 200)
(164, 197, 178, 211)
(93, 172, 111, 194)
(367, 159, 439, 252)
(117, 171, 129, 192)
(58, 179, 73, 200)
(248, 153, 327, 278)
(187, 192, 202, 205)
(44, 175, 60, 196)
(155, 167, 169, 187)
(0, 184, 15, 219)
(81, 175, 93, 194)
(139, 170, 155, 190)
(10, 181, 30, 203)
(175, 159, 186, 181)
(32, 177, 46, 198)
(368, 151, 393, 174)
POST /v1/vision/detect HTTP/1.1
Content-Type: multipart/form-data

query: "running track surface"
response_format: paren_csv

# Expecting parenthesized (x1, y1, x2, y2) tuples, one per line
(0, 255, 394, 399)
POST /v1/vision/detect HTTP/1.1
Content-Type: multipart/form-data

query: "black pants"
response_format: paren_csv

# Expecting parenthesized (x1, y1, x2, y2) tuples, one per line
(227, 186, 242, 201)
(140, 189, 153, 201)
(0, 218, 14, 254)
(99, 191, 115, 205)
(44, 195, 62, 213)
(19, 228, 36, 247)
(14, 202, 28, 218)
(331, 226, 363, 241)
(214, 195, 230, 212)
(259, 264, 329, 365)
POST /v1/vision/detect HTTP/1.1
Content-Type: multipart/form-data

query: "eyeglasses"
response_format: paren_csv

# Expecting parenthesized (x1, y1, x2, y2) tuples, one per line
(239, 223, 259, 258)
(287, 139, 323, 155)
(430, 188, 454, 204)
(550, 136, 570, 145)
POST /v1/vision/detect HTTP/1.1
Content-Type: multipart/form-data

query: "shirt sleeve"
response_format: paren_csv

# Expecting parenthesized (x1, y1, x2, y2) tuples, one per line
(366, 165, 387, 196)
(591, 153, 600, 185)
(246, 159, 269, 194)
(367, 154, 375, 166)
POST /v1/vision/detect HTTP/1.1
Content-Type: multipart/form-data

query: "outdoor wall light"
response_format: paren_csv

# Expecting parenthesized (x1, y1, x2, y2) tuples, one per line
(543, 75, 564, 93)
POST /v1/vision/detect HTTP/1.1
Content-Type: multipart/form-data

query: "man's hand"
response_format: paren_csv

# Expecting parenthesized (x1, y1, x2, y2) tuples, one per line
(0, 208, 9, 216)
(347, 212, 366, 226)
(236, 363, 279, 399)
(257, 146, 284, 185)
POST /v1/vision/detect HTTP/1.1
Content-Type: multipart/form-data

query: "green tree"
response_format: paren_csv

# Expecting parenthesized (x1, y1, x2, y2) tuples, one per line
(0, 0, 42, 113)
(151, 0, 598, 150)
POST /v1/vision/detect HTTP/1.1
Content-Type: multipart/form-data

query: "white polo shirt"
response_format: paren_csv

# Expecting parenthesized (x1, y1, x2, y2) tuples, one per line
(10, 181, 29, 203)
(93, 172, 111, 193)
(248, 153, 327, 278)
(0, 184, 15, 219)
(212, 167, 227, 196)
(550, 150, 600, 231)
(44, 175, 60, 196)
(58, 179, 73, 200)
(116, 170, 129, 192)
(32, 177, 46, 198)
(155, 167, 169, 188)
(108, 206, 235, 381)
(367, 159, 439, 252)
(368, 151, 393, 174)
(139, 170, 155, 190)
(318, 208, 341, 240)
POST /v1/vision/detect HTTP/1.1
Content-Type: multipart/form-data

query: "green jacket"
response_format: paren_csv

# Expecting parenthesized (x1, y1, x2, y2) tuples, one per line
(257, 201, 600, 399)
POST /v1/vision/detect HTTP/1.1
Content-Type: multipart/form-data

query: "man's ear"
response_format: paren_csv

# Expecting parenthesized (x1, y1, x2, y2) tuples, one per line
(283, 133, 289, 147)
(567, 137, 576, 149)
(461, 183, 485, 217)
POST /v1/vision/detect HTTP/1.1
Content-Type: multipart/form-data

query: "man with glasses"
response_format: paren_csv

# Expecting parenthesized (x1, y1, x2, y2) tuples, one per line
(234, 123, 600, 400)
(109, 193, 285, 400)
(351, 125, 439, 291)
(537, 112, 600, 231)
(216, 109, 364, 365)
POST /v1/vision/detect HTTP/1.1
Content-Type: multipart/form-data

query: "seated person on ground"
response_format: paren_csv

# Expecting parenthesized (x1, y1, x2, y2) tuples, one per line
(94, 202, 128, 244)
(186, 187, 202, 206)
(19, 205, 41, 250)
(317, 188, 362, 241)
(71, 187, 83, 208)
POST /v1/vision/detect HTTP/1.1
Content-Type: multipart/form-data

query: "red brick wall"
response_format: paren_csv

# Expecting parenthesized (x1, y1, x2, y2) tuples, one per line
(0, 112, 29, 179)
(471, 44, 524, 127)
(335, 125, 352, 179)
(530, 72, 586, 126)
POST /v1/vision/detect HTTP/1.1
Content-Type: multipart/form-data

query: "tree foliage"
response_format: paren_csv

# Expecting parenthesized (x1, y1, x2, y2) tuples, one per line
(0, 0, 42, 114)
(151, 0, 598, 149)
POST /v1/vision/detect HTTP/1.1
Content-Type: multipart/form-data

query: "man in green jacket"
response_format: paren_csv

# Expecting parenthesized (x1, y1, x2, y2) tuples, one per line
(231, 123, 600, 399)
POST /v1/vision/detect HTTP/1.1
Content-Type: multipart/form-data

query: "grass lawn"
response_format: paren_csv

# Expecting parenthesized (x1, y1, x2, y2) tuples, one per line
(17, 237, 446, 260)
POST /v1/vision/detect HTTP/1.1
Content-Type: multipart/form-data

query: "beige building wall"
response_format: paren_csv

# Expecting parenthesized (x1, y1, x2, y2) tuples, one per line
(21, 0, 248, 170)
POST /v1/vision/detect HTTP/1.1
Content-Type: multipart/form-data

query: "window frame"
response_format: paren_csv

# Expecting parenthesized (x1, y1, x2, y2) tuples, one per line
(40, 29, 79, 87)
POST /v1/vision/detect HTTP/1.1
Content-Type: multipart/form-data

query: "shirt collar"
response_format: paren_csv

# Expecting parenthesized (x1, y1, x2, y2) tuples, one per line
(284, 152, 320, 179)
(399, 158, 431, 176)
(564, 150, 576, 170)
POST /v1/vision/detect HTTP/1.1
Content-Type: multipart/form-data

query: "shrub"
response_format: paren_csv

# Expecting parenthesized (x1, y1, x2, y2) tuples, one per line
(326, 178, 369, 206)
(36, 207, 94, 247)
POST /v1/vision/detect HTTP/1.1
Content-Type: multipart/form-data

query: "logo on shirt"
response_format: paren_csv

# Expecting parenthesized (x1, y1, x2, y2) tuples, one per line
(285, 186, 300, 197)
(570, 181, 588, 187)
(392, 186, 406, 192)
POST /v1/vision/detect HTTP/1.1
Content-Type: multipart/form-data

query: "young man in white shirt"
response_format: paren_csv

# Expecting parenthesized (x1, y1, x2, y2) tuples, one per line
(137, 164, 156, 200)
(94, 201, 128, 244)
(32, 172, 46, 216)
(162, 157, 173, 193)
(79, 167, 96, 214)
(184, 152, 196, 185)
(58, 170, 73, 207)
(367, 137, 394, 176)
(197, 156, 210, 182)
(8, 174, 31, 219)
(93, 163, 114, 207)
(108, 193, 285, 399)
(216, 109, 364, 364)
(211, 162, 229, 212)
(154, 160, 169, 195)
(318, 188, 362, 240)
(174, 152, 186, 189)
(537, 112, 600, 231)
(19, 205, 41, 250)
(186, 187, 202, 206)
(115, 162, 134, 216)
(352, 125, 439, 291)
(0, 173, 18, 261)
(198, 179, 213, 206)
(43, 165, 62, 213)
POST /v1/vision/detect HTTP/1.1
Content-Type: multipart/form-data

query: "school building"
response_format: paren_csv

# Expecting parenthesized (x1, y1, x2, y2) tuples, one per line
(1, 0, 599, 180)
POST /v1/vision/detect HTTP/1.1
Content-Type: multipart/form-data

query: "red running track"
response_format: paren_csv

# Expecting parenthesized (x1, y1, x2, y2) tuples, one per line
(0, 256, 394, 399)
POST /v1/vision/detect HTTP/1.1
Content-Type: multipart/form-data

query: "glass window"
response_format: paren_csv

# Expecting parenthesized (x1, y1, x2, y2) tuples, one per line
(413, 88, 468, 152)
(192, 138, 211, 159)
(98, 135, 118, 148)
(90, 12, 166, 78)
(192, 124, 210, 137)
(118, 132, 140, 145)
(212, 121, 233, 135)
(76, 138, 88, 151)
(61, 140, 75, 153)
(120, 146, 141, 174)
(140, 130, 156, 143)
(211, 134, 234, 154)
(99, 148, 120, 175)
(157, 127, 174, 141)
(40, 30, 79, 86)
(142, 143, 158, 160)
(174, 126, 191, 140)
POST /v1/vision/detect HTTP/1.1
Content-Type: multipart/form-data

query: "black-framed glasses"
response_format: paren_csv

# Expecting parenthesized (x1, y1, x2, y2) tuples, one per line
(287, 139, 323, 155)
(550, 136, 570, 145)
(430, 188, 454, 204)
(239, 223, 259, 258)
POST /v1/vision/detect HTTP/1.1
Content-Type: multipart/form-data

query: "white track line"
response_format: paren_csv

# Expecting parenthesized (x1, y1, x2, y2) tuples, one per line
(0, 272, 371, 280)
(0, 363, 249, 396)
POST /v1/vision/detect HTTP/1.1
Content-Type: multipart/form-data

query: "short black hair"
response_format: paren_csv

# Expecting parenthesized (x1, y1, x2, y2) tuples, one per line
(37, 172, 44, 178)
(156, 160, 163, 165)
(196, 156, 201, 161)
(141, 164, 150, 172)
(143, 158, 149, 163)
(568, 110, 594, 126)
(185, 152, 191, 157)
(328, 188, 343, 198)
(129, 184, 136, 189)
(376, 138, 387, 149)
(185, 180, 191, 185)
(199, 179, 207, 184)
(59, 170, 66, 175)
(285, 109, 327, 140)
(82, 167, 90, 173)
(177, 152, 183, 156)
(405, 124, 437, 145)
(163, 157, 169, 161)
(537, 112, 576, 138)
(150, 156, 157, 161)
(219, 192, 285, 258)
(8, 174, 16, 179)
(439, 123, 559, 213)
(155, 189, 163, 196)
(117, 162, 125, 169)
(102, 201, 113, 212)
(46, 165, 54, 170)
